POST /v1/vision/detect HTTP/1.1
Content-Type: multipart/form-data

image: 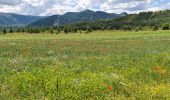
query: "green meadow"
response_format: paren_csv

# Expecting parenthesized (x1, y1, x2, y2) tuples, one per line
(0, 30, 170, 99)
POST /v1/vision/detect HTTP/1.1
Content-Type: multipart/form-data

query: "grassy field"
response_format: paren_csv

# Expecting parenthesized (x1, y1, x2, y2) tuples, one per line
(0, 30, 170, 99)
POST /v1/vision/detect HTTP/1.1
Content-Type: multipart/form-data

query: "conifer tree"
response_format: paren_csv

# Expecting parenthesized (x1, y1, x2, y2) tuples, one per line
(50, 27, 54, 34)
(3, 28, 6, 35)
(64, 27, 68, 34)
(9, 27, 13, 33)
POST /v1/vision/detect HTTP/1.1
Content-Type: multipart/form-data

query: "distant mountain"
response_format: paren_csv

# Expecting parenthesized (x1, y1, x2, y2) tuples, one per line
(0, 13, 43, 26)
(30, 10, 128, 27)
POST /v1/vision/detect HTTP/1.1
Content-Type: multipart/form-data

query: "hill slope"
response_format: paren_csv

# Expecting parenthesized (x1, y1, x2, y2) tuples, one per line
(0, 13, 43, 26)
(64, 10, 170, 30)
(30, 10, 128, 27)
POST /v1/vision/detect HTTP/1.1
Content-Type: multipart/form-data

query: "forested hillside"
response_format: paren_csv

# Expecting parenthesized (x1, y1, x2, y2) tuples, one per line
(62, 10, 170, 31)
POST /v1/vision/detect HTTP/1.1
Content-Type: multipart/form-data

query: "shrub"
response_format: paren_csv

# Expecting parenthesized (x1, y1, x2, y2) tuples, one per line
(64, 28, 68, 34)
(161, 23, 169, 30)
(153, 26, 159, 31)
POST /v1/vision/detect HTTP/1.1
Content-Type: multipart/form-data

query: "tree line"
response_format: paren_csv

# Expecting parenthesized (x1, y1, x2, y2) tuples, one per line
(0, 25, 93, 35)
(0, 22, 169, 35)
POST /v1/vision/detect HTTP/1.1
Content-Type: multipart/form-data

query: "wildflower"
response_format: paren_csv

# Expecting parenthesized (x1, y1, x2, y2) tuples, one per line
(47, 50, 54, 55)
(153, 66, 166, 76)
(119, 82, 126, 86)
(107, 86, 113, 91)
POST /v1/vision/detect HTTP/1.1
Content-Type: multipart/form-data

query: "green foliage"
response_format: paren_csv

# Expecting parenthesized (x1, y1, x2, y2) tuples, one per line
(17, 28, 21, 33)
(161, 23, 169, 30)
(153, 26, 159, 31)
(21, 28, 25, 33)
(85, 27, 93, 34)
(42, 27, 45, 33)
(9, 27, 13, 33)
(2, 28, 6, 35)
(55, 28, 61, 34)
(73, 28, 77, 33)
(64, 27, 68, 34)
(50, 27, 54, 34)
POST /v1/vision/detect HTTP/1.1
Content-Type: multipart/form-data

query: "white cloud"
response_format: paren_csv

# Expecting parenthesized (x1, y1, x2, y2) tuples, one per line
(0, 0, 169, 15)
(0, 0, 23, 6)
(41, 5, 72, 16)
(0, 5, 23, 13)
(100, 0, 156, 13)
(147, 7, 163, 12)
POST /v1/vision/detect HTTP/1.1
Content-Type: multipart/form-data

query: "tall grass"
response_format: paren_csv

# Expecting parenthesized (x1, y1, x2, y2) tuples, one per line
(0, 30, 170, 99)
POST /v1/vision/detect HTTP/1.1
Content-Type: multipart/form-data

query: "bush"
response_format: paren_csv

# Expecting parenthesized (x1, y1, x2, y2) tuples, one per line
(64, 28, 68, 34)
(153, 26, 159, 31)
(161, 23, 169, 30)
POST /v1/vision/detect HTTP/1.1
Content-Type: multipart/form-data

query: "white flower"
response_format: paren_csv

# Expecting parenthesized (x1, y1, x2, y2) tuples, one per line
(47, 50, 54, 55)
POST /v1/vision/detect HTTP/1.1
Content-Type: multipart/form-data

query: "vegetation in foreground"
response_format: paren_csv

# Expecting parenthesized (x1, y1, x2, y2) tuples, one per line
(0, 30, 170, 99)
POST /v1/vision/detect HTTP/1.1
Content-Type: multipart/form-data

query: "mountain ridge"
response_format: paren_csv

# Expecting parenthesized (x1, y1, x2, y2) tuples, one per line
(29, 10, 128, 27)
(0, 12, 44, 26)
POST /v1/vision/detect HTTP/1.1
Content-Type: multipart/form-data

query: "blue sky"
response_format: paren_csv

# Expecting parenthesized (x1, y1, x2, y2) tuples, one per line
(0, 0, 169, 16)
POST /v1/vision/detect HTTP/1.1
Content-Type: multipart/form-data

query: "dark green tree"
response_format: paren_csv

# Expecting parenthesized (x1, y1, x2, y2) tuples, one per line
(64, 27, 68, 34)
(35, 28, 40, 33)
(56, 28, 60, 34)
(86, 27, 93, 34)
(42, 27, 45, 33)
(153, 26, 159, 31)
(50, 27, 54, 34)
(73, 28, 77, 33)
(29, 27, 34, 34)
(161, 23, 169, 30)
(21, 28, 25, 33)
(3, 28, 6, 35)
(17, 28, 21, 33)
(9, 27, 13, 33)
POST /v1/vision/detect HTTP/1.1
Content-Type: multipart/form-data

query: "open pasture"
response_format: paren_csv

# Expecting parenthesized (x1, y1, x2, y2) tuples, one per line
(0, 30, 170, 99)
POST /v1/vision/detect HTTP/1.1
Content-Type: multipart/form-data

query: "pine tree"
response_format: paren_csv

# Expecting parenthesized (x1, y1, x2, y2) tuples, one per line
(3, 28, 6, 35)
(50, 27, 54, 34)
(73, 28, 77, 33)
(85, 27, 92, 34)
(22, 28, 25, 33)
(9, 27, 13, 33)
(17, 28, 21, 33)
(56, 28, 60, 34)
(29, 27, 33, 34)
(42, 27, 45, 33)
(64, 27, 68, 34)
(27, 27, 30, 33)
